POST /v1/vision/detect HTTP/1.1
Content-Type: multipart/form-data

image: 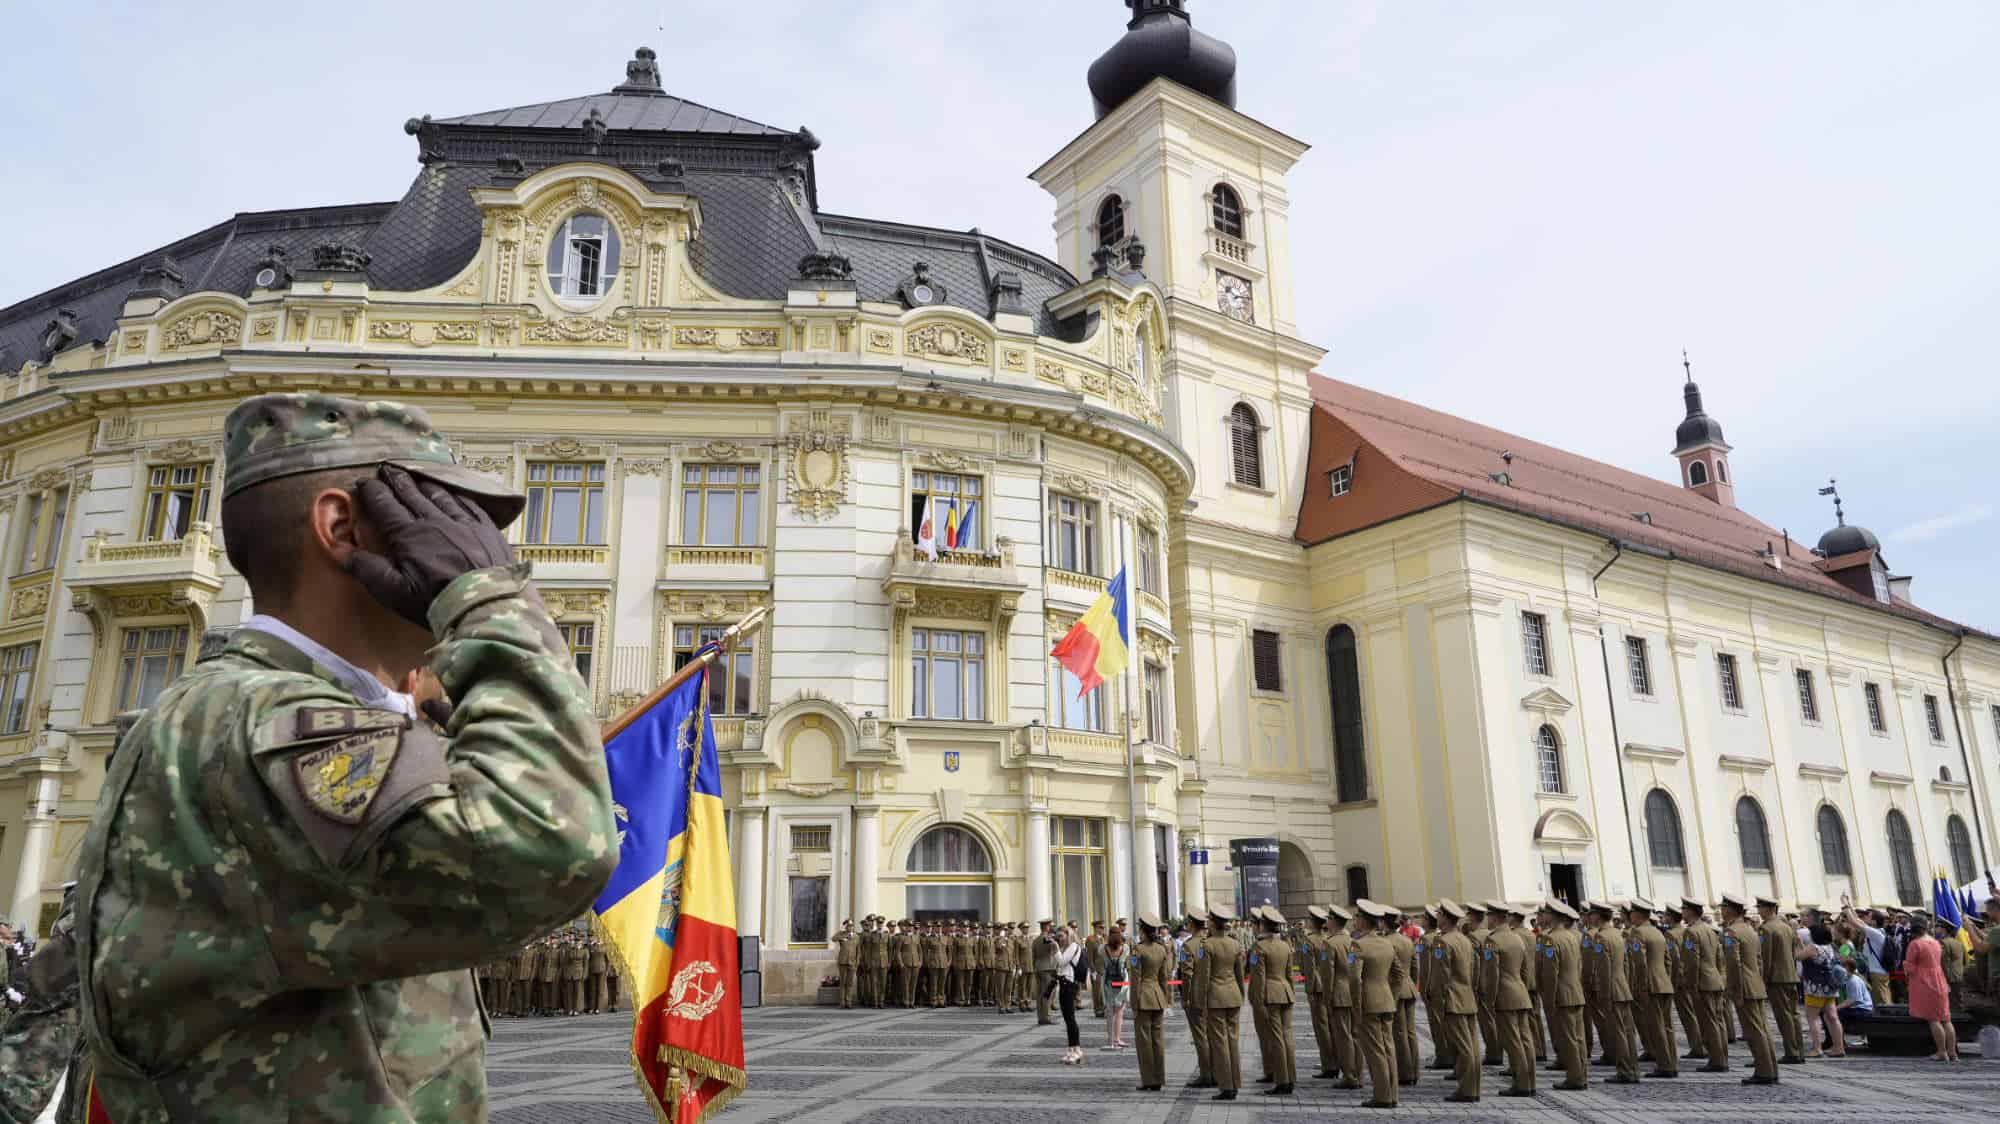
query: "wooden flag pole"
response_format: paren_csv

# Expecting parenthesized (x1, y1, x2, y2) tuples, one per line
(602, 606, 769, 742)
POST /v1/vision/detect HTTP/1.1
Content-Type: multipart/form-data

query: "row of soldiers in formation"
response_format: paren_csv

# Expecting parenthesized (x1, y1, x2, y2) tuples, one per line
(831, 915, 1067, 1013)
(476, 930, 623, 1017)
(1171, 890, 1869, 1106)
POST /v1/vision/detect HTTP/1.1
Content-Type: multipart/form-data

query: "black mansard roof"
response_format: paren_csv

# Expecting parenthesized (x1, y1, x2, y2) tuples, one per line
(0, 49, 1083, 371)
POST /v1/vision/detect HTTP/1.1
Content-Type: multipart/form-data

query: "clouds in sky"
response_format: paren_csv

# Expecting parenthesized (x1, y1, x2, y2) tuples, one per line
(1, 1, 1994, 624)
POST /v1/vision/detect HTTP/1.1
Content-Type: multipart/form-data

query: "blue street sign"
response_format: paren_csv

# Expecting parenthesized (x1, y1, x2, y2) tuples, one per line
(1188, 849, 1210, 866)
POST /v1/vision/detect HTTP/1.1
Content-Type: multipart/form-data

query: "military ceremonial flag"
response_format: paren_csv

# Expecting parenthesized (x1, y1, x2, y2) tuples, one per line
(1934, 870, 1975, 954)
(1051, 567, 1131, 696)
(594, 614, 761, 1124)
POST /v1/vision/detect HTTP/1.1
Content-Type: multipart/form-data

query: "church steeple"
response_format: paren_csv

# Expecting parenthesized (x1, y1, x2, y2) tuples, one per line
(1672, 352, 1735, 507)
(1086, 0, 1238, 119)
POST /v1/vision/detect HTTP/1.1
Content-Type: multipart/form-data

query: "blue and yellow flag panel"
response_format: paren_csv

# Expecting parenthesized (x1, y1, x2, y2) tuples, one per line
(593, 658, 744, 1123)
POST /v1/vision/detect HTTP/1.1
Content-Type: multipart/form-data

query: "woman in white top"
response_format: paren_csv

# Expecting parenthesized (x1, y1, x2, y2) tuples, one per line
(1053, 926, 1085, 1065)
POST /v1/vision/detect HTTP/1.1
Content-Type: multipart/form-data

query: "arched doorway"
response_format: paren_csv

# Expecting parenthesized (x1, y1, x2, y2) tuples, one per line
(1277, 841, 1316, 915)
(906, 825, 994, 922)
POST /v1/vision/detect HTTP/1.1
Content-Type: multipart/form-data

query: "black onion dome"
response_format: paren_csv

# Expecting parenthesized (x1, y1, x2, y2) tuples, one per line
(1816, 523, 1880, 558)
(1087, 1, 1238, 119)
(1672, 380, 1728, 454)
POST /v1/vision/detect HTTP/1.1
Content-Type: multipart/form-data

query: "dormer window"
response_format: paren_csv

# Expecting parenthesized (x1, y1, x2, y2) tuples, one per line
(1328, 464, 1352, 497)
(1716, 459, 1729, 483)
(546, 213, 620, 305)
(1688, 461, 1708, 487)
(1210, 184, 1245, 239)
(1096, 195, 1126, 248)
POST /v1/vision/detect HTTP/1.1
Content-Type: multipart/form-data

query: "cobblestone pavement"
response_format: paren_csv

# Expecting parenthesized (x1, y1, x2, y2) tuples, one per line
(489, 1003, 1992, 1122)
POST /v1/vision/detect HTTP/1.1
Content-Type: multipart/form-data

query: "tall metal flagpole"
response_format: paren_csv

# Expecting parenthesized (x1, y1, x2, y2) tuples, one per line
(1118, 512, 1143, 922)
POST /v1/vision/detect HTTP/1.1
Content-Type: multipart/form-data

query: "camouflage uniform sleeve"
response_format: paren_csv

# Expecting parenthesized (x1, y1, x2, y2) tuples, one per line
(238, 562, 616, 987)
(0, 900, 80, 1123)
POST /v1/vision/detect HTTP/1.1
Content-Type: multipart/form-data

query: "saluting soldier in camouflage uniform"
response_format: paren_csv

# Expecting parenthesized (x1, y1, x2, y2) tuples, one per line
(71, 394, 618, 1119)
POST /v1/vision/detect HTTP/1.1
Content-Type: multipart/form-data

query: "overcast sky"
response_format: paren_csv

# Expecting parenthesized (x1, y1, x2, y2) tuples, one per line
(4, 1, 1995, 628)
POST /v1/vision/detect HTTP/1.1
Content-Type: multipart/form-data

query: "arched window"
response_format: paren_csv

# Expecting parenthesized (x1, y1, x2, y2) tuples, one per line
(1885, 810, 1922, 906)
(1688, 461, 1708, 486)
(1817, 804, 1852, 876)
(1326, 625, 1368, 804)
(545, 212, 621, 304)
(1535, 724, 1565, 794)
(1096, 195, 1126, 248)
(1644, 789, 1686, 869)
(1946, 814, 1977, 886)
(1211, 183, 1245, 238)
(1736, 796, 1773, 872)
(906, 825, 995, 921)
(1228, 403, 1263, 488)
(1716, 459, 1730, 483)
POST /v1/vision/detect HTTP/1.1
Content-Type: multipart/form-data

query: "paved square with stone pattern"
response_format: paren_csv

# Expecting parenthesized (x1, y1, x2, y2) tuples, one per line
(489, 1003, 1991, 1122)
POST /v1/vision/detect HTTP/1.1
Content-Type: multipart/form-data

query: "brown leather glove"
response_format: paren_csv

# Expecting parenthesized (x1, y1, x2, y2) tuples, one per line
(344, 465, 516, 629)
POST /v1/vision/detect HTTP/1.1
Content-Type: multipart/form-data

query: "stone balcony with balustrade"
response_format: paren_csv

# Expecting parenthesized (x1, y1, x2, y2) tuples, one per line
(881, 538, 1028, 627)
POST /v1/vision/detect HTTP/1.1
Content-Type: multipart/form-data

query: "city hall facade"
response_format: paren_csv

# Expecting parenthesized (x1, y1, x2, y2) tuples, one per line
(1, 2, 1995, 999)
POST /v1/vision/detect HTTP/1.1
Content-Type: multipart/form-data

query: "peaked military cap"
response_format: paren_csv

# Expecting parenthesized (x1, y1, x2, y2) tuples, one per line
(1754, 893, 1780, 909)
(1137, 911, 1164, 931)
(1544, 898, 1579, 920)
(1437, 898, 1464, 920)
(1188, 907, 1211, 924)
(1328, 904, 1354, 923)
(1210, 903, 1236, 922)
(1679, 897, 1705, 912)
(1718, 892, 1749, 911)
(1307, 905, 1330, 922)
(223, 392, 525, 527)
(1625, 897, 1655, 914)
(1262, 907, 1286, 925)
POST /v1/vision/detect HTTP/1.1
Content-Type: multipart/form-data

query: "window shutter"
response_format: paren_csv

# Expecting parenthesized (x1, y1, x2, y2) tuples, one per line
(1251, 629, 1281, 692)
(1229, 405, 1262, 488)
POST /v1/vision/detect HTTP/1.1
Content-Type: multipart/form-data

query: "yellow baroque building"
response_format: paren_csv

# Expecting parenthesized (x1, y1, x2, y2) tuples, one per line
(0, 4, 1994, 999)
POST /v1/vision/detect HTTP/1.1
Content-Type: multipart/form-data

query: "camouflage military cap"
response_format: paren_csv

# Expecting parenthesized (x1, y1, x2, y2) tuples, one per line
(223, 392, 525, 527)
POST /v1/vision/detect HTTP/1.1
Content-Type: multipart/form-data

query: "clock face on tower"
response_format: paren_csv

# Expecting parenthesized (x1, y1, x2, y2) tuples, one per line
(1216, 272, 1254, 324)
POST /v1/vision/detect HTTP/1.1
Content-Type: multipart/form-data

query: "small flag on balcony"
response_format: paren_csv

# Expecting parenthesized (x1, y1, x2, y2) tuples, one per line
(916, 497, 939, 561)
(943, 498, 964, 551)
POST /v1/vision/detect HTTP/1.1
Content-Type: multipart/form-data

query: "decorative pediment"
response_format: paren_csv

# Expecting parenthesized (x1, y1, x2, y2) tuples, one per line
(1520, 686, 1573, 715)
(160, 308, 244, 351)
(1622, 742, 1684, 763)
(1534, 808, 1594, 845)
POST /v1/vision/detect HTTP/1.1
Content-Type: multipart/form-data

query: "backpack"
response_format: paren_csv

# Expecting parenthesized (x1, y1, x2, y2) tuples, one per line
(1880, 930, 1906, 974)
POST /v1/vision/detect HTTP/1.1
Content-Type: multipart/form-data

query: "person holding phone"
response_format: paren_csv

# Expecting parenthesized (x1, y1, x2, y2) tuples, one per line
(70, 393, 618, 1121)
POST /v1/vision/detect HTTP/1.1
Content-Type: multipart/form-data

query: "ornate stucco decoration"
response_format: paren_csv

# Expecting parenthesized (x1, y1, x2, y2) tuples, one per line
(369, 320, 481, 347)
(10, 582, 50, 623)
(787, 427, 848, 522)
(1035, 358, 1073, 389)
(523, 315, 628, 346)
(699, 441, 750, 461)
(160, 310, 243, 351)
(527, 438, 599, 461)
(1048, 470, 1100, 497)
(674, 327, 780, 351)
(905, 321, 990, 364)
(150, 440, 213, 464)
(465, 456, 510, 476)
(916, 450, 989, 475)
(26, 468, 67, 493)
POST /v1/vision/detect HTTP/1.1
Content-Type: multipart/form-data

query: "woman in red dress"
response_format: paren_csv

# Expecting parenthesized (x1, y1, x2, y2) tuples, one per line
(1902, 916, 1957, 1062)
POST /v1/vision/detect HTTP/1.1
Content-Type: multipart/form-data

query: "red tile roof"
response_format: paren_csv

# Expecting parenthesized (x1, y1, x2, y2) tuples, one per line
(1295, 374, 1978, 637)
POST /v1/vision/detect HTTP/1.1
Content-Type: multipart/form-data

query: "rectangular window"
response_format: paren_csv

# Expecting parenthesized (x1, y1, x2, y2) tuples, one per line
(1047, 492, 1099, 575)
(1796, 668, 1819, 723)
(41, 487, 67, 570)
(790, 825, 831, 852)
(1053, 657, 1107, 732)
(910, 628, 985, 721)
(1251, 629, 1282, 692)
(0, 642, 37, 735)
(522, 462, 606, 545)
(1329, 464, 1352, 497)
(673, 623, 756, 715)
(680, 464, 762, 547)
(142, 463, 212, 542)
(1991, 704, 2000, 743)
(558, 622, 595, 683)
(1521, 612, 1550, 677)
(14, 492, 42, 574)
(1144, 661, 1168, 743)
(911, 471, 983, 553)
(114, 626, 188, 712)
(1718, 653, 1743, 710)
(1924, 694, 1945, 743)
(1866, 683, 1887, 732)
(1625, 635, 1652, 696)
(1048, 816, 1110, 929)
(1136, 525, 1161, 595)
(789, 876, 829, 944)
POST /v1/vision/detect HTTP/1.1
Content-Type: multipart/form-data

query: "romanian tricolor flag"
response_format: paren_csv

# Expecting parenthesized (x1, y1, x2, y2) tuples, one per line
(942, 498, 964, 550)
(594, 654, 745, 1123)
(1051, 566, 1131, 696)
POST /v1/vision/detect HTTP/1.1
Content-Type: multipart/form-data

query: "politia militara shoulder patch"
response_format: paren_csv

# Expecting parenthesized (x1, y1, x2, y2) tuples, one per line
(293, 726, 402, 823)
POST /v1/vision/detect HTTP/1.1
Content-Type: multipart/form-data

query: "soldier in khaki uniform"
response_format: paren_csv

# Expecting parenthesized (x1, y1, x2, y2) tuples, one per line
(1252, 907, 1297, 1095)
(562, 934, 589, 1015)
(488, 953, 511, 1016)
(1086, 921, 1108, 1017)
(1586, 902, 1639, 1084)
(1755, 895, 1805, 1064)
(537, 934, 561, 1015)
(1131, 912, 1171, 1091)
(1418, 907, 1451, 1071)
(587, 937, 609, 1014)
(1353, 900, 1403, 1108)
(512, 941, 538, 1017)
(1302, 906, 1336, 1080)
(1681, 898, 1729, 1070)
(1489, 903, 1535, 1097)
(1246, 908, 1273, 1082)
(1626, 899, 1679, 1078)
(1180, 908, 1214, 1088)
(953, 923, 978, 1007)
(1541, 899, 1588, 1090)
(921, 922, 947, 1008)
(1435, 899, 1481, 1103)
(1326, 904, 1363, 1089)
(1720, 893, 1778, 1084)
(894, 921, 920, 1007)
(1386, 906, 1419, 1083)
(1015, 923, 1036, 1011)
(1202, 903, 1247, 1101)
(1664, 906, 1699, 1062)
(1032, 919, 1059, 1024)
(1463, 903, 1498, 1068)
(832, 919, 859, 1008)
(862, 916, 890, 1009)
